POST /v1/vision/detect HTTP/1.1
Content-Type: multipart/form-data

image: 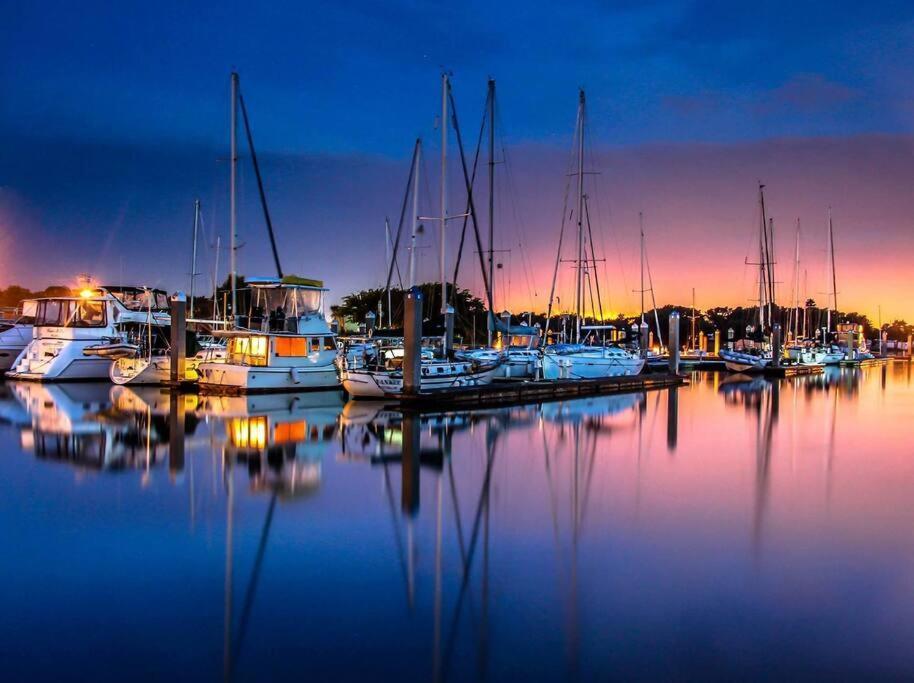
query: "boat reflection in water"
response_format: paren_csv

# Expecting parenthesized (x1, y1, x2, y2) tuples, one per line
(8, 365, 914, 681)
(7, 381, 175, 473)
(200, 390, 344, 497)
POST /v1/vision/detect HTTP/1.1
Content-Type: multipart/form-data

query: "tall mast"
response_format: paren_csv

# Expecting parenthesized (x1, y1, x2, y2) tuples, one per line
(385, 217, 393, 328)
(190, 198, 200, 319)
(575, 89, 585, 344)
(828, 206, 837, 333)
(758, 184, 768, 332)
(768, 216, 776, 329)
(487, 78, 496, 346)
(691, 288, 696, 349)
(439, 72, 449, 316)
(793, 218, 801, 340)
(639, 211, 645, 324)
(229, 72, 238, 324)
(408, 139, 421, 289)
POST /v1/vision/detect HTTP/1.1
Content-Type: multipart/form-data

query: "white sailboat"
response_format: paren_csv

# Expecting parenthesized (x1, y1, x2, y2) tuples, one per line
(719, 184, 776, 373)
(541, 89, 644, 380)
(341, 74, 503, 397)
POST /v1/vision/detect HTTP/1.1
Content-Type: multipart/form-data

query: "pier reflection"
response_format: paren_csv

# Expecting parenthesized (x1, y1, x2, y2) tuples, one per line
(2, 363, 913, 682)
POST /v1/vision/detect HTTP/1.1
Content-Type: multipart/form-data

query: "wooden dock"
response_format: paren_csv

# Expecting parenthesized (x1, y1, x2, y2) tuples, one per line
(839, 357, 889, 368)
(762, 364, 825, 378)
(390, 373, 686, 411)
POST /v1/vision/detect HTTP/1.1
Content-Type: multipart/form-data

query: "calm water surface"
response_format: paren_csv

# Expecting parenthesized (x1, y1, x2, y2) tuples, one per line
(2, 366, 914, 681)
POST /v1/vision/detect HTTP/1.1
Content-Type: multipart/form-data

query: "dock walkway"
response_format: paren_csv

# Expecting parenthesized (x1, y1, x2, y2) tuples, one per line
(390, 373, 686, 411)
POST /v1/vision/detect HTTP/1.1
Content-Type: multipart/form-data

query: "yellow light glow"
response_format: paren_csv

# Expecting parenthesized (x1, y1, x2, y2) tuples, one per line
(230, 416, 267, 449)
(79, 289, 94, 298)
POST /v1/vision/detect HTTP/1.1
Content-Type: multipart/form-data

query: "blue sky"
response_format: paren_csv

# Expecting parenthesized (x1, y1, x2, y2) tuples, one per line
(1, 1, 913, 316)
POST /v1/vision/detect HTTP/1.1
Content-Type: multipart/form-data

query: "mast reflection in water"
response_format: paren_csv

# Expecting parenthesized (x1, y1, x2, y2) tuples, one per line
(2, 365, 914, 681)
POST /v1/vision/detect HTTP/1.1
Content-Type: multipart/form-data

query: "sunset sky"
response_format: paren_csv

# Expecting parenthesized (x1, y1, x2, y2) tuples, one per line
(1, 1, 913, 321)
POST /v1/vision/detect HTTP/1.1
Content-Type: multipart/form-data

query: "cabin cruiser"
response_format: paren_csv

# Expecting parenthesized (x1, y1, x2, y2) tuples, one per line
(542, 343, 644, 380)
(6, 287, 170, 382)
(0, 300, 37, 372)
(341, 349, 502, 399)
(197, 277, 339, 392)
(719, 346, 772, 373)
(459, 325, 542, 379)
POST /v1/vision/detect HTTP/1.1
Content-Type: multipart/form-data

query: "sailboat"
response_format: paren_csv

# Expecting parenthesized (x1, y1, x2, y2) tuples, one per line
(455, 78, 541, 378)
(197, 73, 339, 392)
(719, 184, 776, 373)
(815, 208, 853, 364)
(541, 90, 644, 380)
(341, 74, 503, 398)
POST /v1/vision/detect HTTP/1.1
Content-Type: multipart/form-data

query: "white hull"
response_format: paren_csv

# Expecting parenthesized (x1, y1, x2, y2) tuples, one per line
(719, 349, 770, 374)
(7, 338, 114, 381)
(110, 356, 172, 385)
(542, 350, 644, 380)
(342, 365, 500, 399)
(198, 361, 339, 392)
(0, 325, 33, 371)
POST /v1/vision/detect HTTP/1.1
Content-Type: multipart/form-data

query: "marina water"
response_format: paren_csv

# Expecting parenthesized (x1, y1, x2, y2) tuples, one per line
(2, 365, 914, 680)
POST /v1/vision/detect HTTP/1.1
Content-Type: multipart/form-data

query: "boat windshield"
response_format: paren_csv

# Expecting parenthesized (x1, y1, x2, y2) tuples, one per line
(109, 289, 168, 311)
(35, 299, 107, 328)
(253, 287, 322, 317)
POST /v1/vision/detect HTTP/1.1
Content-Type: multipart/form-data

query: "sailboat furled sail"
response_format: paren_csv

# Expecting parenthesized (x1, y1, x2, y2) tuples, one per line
(541, 89, 644, 380)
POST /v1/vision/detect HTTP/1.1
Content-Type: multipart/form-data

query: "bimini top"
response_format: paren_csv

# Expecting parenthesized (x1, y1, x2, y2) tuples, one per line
(246, 275, 327, 291)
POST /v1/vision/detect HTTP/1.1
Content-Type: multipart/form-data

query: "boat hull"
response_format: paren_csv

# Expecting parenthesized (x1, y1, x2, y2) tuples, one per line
(342, 365, 500, 399)
(541, 351, 644, 380)
(197, 361, 340, 392)
(7, 338, 114, 381)
(719, 349, 770, 374)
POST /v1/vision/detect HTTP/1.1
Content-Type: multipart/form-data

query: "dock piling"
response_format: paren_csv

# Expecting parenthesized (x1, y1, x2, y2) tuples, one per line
(639, 321, 649, 358)
(443, 305, 455, 357)
(403, 287, 423, 394)
(169, 291, 187, 385)
(668, 311, 680, 375)
(772, 324, 781, 368)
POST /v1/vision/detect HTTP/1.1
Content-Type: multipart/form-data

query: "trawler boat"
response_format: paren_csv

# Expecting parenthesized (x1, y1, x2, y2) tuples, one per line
(542, 344, 644, 379)
(0, 300, 36, 372)
(197, 277, 339, 392)
(6, 287, 170, 382)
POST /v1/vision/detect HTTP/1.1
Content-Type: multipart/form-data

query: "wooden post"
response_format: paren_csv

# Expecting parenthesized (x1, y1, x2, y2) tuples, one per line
(639, 321, 649, 358)
(169, 292, 187, 385)
(403, 287, 423, 394)
(668, 311, 680, 375)
(713, 329, 721, 355)
(772, 324, 782, 368)
(401, 411, 420, 516)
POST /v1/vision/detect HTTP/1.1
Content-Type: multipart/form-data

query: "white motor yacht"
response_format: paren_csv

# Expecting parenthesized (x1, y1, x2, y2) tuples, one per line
(6, 287, 170, 382)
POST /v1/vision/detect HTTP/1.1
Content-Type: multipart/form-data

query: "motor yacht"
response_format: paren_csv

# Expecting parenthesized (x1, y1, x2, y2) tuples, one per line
(197, 277, 339, 392)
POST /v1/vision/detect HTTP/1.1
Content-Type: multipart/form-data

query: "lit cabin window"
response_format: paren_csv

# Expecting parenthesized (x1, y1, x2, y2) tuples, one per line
(275, 337, 307, 357)
(230, 416, 267, 449)
(229, 336, 268, 366)
(323, 337, 335, 351)
(310, 337, 321, 353)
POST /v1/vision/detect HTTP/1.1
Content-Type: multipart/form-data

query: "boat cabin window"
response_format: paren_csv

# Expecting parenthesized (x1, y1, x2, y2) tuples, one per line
(229, 336, 268, 366)
(275, 337, 307, 357)
(253, 287, 322, 318)
(323, 337, 335, 351)
(35, 299, 106, 328)
(310, 337, 320, 353)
